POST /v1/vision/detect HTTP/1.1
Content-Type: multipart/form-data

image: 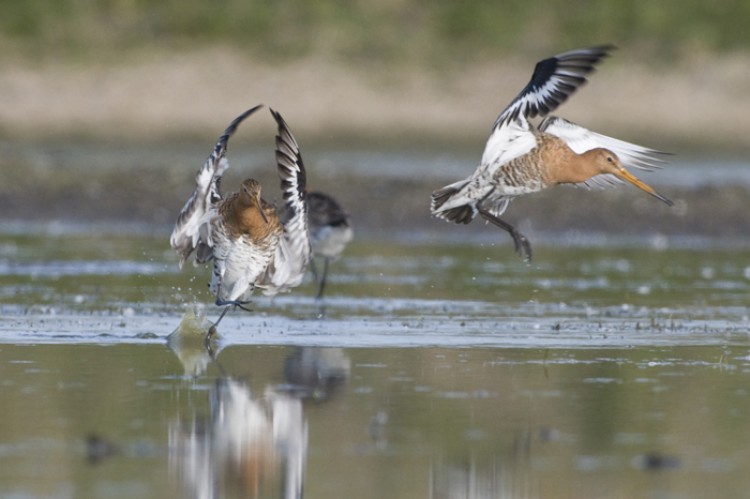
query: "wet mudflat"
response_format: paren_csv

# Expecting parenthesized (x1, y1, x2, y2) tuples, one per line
(0, 223, 749, 498)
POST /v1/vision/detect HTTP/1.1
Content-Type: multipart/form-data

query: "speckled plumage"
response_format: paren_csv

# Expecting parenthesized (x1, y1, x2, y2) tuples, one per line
(431, 46, 672, 262)
(209, 180, 282, 303)
(170, 105, 311, 311)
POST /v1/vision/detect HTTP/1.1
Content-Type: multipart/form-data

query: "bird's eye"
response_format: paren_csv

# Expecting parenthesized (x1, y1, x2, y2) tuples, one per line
(607, 156, 614, 163)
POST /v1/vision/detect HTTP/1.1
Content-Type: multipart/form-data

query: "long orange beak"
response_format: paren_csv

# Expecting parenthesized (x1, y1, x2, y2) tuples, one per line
(254, 196, 269, 224)
(614, 168, 674, 206)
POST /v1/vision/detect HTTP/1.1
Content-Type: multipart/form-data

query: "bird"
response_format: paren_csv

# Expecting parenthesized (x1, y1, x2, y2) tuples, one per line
(430, 45, 673, 262)
(170, 105, 310, 327)
(305, 191, 353, 299)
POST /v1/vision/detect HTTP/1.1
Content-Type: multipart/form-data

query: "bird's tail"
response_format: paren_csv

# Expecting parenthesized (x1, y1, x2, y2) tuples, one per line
(430, 180, 477, 225)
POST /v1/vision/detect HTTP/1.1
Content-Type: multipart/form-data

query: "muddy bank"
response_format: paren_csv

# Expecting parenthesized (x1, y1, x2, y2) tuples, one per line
(1, 147, 747, 241)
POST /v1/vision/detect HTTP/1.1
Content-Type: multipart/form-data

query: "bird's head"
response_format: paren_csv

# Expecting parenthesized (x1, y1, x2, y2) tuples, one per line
(240, 178, 269, 223)
(589, 148, 673, 206)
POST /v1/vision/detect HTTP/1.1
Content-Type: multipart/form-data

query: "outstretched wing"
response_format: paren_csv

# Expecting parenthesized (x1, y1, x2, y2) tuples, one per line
(169, 104, 263, 267)
(260, 108, 311, 295)
(493, 45, 615, 129)
(540, 115, 670, 189)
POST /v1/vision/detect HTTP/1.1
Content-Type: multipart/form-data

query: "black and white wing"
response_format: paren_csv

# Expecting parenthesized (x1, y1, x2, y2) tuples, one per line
(260, 108, 311, 295)
(169, 104, 263, 267)
(493, 45, 615, 129)
(540, 115, 670, 189)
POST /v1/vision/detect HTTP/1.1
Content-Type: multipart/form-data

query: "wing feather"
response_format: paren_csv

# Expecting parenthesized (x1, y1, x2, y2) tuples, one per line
(432, 119, 537, 222)
(540, 116, 669, 170)
(540, 115, 670, 189)
(261, 109, 311, 294)
(169, 104, 263, 267)
(493, 45, 615, 129)
(480, 117, 537, 169)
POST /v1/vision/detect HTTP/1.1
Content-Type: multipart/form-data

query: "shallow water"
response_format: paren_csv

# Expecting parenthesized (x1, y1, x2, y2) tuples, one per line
(1, 225, 749, 498)
(2, 343, 750, 499)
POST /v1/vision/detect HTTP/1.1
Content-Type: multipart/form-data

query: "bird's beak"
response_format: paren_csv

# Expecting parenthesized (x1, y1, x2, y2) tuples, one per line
(255, 196, 269, 224)
(614, 168, 674, 207)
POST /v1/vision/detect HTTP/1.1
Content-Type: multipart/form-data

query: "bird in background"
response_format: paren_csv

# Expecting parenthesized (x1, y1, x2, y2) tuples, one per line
(170, 105, 310, 327)
(431, 45, 673, 262)
(301, 191, 353, 300)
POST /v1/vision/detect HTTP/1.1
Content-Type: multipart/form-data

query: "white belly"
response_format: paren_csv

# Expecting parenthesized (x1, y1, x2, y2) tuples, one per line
(311, 225, 353, 259)
(211, 228, 279, 303)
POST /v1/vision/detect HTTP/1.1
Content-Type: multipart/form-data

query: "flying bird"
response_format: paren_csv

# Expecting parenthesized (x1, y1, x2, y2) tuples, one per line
(431, 45, 672, 262)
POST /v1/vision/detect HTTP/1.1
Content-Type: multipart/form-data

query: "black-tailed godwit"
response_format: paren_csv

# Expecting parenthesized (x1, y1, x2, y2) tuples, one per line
(431, 45, 673, 262)
(170, 105, 310, 326)
(306, 191, 353, 299)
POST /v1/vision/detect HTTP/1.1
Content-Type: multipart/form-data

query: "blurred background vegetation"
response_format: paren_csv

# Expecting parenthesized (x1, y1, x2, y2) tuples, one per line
(1, 0, 749, 150)
(2, 0, 749, 65)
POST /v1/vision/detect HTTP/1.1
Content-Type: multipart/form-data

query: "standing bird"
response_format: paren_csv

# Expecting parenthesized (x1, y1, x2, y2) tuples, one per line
(431, 45, 673, 262)
(306, 191, 353, 299)
(170, 105, 310, 326)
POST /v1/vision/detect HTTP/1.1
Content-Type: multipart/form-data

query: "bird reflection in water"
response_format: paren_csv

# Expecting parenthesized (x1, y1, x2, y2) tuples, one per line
(283, 347, 351, 401)
(430, 427, 556, 499)
(431, 455, 538, 499)
(167, 312, 351, 498)
(169, 378, 307, 499)
(167, 305, 221, 377)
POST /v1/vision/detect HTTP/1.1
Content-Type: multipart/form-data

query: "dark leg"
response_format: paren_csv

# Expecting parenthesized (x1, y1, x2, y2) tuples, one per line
(309, 258, 319, 285)
(478, 208, 532, 262)
(316, 258, 330, 300)
(215, 299, 253, 312)
(212, 305, 232, 328)
(203, 306, 230, 350)
(211, 298, 254, 336)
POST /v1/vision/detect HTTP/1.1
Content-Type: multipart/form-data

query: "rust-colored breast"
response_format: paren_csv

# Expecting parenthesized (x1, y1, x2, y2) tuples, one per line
(537, 134, 588, 185)
(220, 194, 282, 242)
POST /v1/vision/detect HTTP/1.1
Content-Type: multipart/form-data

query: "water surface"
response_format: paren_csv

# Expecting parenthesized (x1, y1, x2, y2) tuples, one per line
(1, 225, 749, 498)
(1, 143, 750, 498)
(2, 343, 750, 499)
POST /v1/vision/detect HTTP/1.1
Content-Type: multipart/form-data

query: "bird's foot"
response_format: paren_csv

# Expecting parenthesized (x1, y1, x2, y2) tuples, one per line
(215, 299, 253, 312)
(510, 230, 533, 263)
(477, 209, 533, 263)
(210, 300, 253, 330)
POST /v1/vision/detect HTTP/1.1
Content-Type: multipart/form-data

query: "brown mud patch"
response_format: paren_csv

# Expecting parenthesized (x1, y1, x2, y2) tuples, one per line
(0, 151, 746, 241)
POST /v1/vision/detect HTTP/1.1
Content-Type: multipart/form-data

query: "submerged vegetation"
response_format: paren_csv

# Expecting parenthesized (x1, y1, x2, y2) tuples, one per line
(2, 0, 749, 64)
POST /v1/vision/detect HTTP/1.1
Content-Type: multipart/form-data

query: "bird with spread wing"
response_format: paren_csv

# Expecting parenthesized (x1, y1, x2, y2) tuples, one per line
(431, 45, 673, 262)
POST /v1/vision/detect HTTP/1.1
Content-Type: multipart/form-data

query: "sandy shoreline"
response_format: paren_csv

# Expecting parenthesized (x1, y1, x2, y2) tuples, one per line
(1, 48, 749, 150)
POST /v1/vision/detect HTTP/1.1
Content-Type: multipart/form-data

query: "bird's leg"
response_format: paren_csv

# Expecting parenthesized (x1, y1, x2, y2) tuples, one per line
(316, 258, 331, 300)
(309, 258, 319, 285)
(215, 298, 252, 308)
(478, 208, 532, 262)
(206, 299, 254, 347)
(214, 299, 254, 317)
(203, 306, 229, 351)
(234, 301, 253, 313)
(212, 305, 232, 328)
